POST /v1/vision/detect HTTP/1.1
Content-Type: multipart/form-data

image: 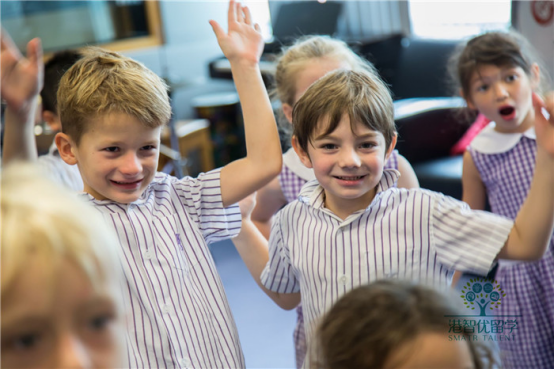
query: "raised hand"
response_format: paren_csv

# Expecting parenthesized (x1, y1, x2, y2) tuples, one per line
(209, 0, 263, 65)
(534, 92, 554, 156)
(238, 192, 257, 221)
(0, 29, 43, 115)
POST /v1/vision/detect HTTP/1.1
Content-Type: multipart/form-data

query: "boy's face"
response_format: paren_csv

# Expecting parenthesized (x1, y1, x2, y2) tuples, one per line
(294, 114, 394, 217)
(1, 256, 125, 368)
(68, 112, 161, 203)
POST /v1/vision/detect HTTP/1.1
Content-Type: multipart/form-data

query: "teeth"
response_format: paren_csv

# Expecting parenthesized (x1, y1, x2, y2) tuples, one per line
(337, 176, 364, 180)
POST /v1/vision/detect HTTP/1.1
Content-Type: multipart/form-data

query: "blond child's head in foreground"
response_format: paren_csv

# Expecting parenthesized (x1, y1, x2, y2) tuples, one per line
(55, 47, 171, 204)
(1, 164, 125, 369)
(291, 69, 397, 218)
(273, 35, 379, 136)
(449, 30, 551, 134)
(312, 280, 496, 369)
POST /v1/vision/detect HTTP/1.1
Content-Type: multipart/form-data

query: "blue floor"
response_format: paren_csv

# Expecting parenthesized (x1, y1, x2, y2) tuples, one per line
(211, 240, 297, 369)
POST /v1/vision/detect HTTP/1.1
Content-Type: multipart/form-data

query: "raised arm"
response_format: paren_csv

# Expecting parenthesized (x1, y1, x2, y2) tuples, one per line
(498, 93, 554, 260)
(209, 0, 282, 207)
(1, 30, 43, 165)
(232, 194, 300, 310)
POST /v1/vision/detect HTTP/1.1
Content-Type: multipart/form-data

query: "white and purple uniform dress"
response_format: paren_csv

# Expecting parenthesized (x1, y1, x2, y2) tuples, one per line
(468, 123, 554, 368)
(278, 147, 400, 369)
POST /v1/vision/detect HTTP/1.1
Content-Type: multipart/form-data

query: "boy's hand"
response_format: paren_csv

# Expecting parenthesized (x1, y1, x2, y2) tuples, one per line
(209, 0, 263, 65)
(0, 29, 43, 115)
(534, 92, 554, 156)
(238, 192, 257, 221)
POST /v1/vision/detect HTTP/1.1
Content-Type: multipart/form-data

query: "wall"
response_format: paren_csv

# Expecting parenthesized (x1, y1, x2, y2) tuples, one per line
(513, 0, 554, 83)
(124, 1, 236, 120)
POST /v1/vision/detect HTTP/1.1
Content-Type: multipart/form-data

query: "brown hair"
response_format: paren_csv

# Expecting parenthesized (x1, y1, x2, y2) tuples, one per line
(448, 30, 551, 102)
(293, 69, 396, 154)
(57, 47, 171, 145)
(311, 280, 496, 369)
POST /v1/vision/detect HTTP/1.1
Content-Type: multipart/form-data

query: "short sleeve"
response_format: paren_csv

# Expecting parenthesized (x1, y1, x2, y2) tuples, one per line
(260, 210, 300, 293)
(430, 192, 513, 276)
(37, 155, 83, 192)
(170, 168, 241, 244)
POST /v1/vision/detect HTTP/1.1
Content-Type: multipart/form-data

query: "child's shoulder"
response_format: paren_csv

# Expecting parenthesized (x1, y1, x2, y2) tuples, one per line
(469, 122, 536, 154)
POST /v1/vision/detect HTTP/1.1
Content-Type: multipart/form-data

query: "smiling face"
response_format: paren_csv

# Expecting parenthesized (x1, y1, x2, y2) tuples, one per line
(1, 256, 124, 369)
(63, 112, 162, 203)
(466, 64, 539, 133)
(294, 114, 395, 219)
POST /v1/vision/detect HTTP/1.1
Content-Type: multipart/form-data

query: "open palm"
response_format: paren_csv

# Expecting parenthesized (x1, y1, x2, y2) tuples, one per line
(209, 0, 264, 65)
(0, 30, 43, 113)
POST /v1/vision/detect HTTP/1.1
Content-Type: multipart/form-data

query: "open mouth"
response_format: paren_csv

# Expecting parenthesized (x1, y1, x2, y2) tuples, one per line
(110, 179, 142, 188)
(499, 106, 516, 119)
(333, 175, 367, 181)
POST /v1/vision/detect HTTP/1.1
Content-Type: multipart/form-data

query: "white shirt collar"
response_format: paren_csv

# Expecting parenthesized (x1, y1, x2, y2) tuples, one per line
(469, 122, 536, 154)
(282, 147, 316, 182)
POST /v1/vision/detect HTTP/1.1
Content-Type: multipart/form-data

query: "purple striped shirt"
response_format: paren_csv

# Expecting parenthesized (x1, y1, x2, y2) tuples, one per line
(261, 169, 513, 352)
(82, 168, 244, 368)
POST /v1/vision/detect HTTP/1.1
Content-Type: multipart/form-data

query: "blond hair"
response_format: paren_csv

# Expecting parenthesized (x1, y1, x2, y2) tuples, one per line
(293, 69, 396, 154)
(1, 163, 122, 298)
(273, 35, 378, 106)
(58, 46, 171, 145)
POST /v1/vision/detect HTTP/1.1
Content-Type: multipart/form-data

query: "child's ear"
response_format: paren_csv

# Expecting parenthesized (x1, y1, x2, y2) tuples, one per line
(385, 134, 398, 160)
(531, 63, 541, 90)
(282, 103, 293, 124)
(460, 88, 476, 110)
(55, 132, 78, 165)
(291, 135, 313, 169)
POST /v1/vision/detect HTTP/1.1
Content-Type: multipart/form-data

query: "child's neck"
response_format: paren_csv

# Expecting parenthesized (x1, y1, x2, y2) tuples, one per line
(323, 187, 377, 220)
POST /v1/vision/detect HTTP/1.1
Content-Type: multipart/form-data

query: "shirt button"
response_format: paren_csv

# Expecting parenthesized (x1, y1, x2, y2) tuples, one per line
(161, 304, 171, 314)
(339, 275, 349, 285)
(144, 251, 153, 260)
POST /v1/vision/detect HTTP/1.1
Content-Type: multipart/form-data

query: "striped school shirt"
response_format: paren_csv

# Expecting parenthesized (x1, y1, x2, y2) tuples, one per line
(261, 169, 513, 352)
(83, 168, 244, 368)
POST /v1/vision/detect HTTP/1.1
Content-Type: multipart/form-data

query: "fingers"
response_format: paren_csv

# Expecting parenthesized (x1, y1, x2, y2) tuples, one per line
(27, 38, 43, 71)
(254, 23, 261, 32)
(533, 92, 552, 123)
(243, 5, 252, 25)
(235, 1, 244, 24)
(1, 28, 22, 58)
(228, 0, 236, 25)
(209, 20, 225, 40)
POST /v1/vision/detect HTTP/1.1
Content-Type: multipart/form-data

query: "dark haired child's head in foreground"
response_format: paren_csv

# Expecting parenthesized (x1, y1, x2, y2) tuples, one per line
(449, 31, 550, 134)
(312, 280, 495, 369)
(41, 49, 83, 131)
(55, 47, 171, 204)
(291, 69, 397, 219)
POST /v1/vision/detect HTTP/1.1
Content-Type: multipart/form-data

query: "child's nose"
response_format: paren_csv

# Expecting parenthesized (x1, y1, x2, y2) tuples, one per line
(56, 334, 92, 369)
(494, 83, 509, 100)
(120, 153, 142, 176)
(339, 148, 362, 168)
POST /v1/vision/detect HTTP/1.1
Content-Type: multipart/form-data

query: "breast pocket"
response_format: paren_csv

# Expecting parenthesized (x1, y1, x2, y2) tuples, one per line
(152, 212, 205, 276)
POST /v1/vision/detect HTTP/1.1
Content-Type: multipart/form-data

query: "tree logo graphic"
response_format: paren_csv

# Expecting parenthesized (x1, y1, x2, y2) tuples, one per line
(460, 278, 506, 316)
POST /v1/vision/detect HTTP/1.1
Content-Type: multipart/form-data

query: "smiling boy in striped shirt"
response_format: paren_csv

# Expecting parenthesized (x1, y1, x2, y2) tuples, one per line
(232, 69, 554, 366)
(1, 1, 282, 367)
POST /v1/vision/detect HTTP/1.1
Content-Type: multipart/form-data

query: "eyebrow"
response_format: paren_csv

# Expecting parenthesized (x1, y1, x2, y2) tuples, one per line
(314, 131, 379, 141)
